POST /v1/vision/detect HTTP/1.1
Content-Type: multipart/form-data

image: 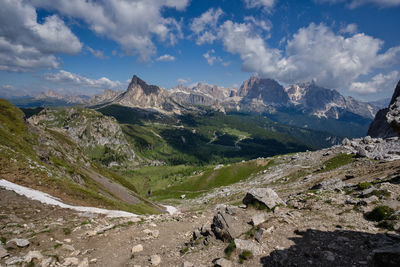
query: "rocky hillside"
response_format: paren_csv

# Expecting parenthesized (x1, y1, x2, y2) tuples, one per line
(368, 80, 400, 138)
(1, 135, 399, 266)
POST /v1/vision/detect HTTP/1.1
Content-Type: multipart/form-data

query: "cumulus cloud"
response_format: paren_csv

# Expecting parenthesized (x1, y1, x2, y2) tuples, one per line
(315, 0, 400, 8)
(156, 54, 176, 62)
(349, 71, 399, 94)
(0, 0, 82, 71)
(216, 21, 400, 90)
(243, 0, 276, 11)
(86, 46, 107, 59)
(44, 70, 121, 89)
(30, 0, 189, 61)
(190, 8, 224, 45)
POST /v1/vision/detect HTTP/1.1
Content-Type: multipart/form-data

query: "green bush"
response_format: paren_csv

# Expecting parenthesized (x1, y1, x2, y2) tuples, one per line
(224, 241, 236, 259)
(366, 206, 395, 222)
(357, 182, 372, 190)
(239, 250, 253, 264)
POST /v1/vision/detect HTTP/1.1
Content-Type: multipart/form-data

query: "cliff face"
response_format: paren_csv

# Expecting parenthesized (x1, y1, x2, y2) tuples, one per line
(367, 80, 400, 138)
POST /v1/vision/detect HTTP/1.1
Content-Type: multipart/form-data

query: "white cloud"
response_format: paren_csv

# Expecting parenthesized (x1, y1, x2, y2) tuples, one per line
(31, 0, 189, 61)
(339, 23, 358, 34)
(0, 0, 82, 71)
(315, 0, 400, 8)
(44, 70, 121, 89)
(203, 50, 218, 65)
(349, 71, 399, 94)
(217, 21, 400, 90)
(156, 54, 176, 62)
(203, 49, 230, 66)
(86, 46, 107, 59)
(243, 0, 276, 11)
(190, 8, 224, 45)
(177, 77, 191, 84)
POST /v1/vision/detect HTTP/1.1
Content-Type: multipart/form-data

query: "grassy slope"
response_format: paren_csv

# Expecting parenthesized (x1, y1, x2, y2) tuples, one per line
(0, 100, 158, 214)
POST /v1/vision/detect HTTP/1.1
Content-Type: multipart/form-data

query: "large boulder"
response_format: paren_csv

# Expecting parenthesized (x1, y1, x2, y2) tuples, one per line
(242, 188, 285, 209)
(211, 211, 250, 242)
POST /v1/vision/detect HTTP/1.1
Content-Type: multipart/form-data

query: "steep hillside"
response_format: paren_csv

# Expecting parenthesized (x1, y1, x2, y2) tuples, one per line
(0, 100, 161, 215)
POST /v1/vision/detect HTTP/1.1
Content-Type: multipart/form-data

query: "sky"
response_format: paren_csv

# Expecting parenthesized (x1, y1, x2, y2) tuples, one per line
(0, 0, 399, 101)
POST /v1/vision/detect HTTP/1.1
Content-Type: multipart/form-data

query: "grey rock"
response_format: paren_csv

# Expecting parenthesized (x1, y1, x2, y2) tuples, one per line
(310, 178, 346, 191)
(254, 228, 265, 243)
(211, 211, 249, 242)
(356, 147, 367, 157)
(24, 250, 43, 262)
(234, 238, 262, 255)
(150, 254, 161, 266)
(181, 261, 194, 267)
(324, 251, 335, 262)
(5, 256, 23, 265)
(251, 213, 267, 226)
(193, 229, 201, 240)
(63, 257, 79, 266)
(131, 244, 143, 253)
(213, 258, 232, 267)
(242, 188, 285, 209)
(6, 238, 30, 248)
(342, 138, 351, 146)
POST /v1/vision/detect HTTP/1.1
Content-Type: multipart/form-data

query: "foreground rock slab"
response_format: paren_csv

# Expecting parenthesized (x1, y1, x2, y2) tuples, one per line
(242, 188, 285, 209)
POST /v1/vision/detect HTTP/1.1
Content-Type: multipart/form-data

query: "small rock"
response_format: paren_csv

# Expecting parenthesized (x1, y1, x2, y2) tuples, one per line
(0, 245, 9, 258)
(324, 251, 335, 262)
(6, 238, 30, 248)
(251, 213, 266, 226)
(24, 250, 43, 262)
(345, 198, 357, 205)
(143, 229, 159, 238)
(131, 244, 143, 253)
(41, 257, 54, 267)
(5, 256, 23, 265)
(150, 254, 161, 266)
(63, 257, 79, 266)
(78, 258, 89, 267)
(181, 194, 186, 199)
(193, 229, 201, 240)
(255, 228, 264, 243)
(213, 258, 232, 267)
(89, 258, 97, 263)
(62, 244, 75, 252)
(181, 261, 194, 267)
(356, 147, 367, 158)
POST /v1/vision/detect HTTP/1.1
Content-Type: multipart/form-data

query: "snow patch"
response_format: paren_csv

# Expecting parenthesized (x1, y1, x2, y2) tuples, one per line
(0, 179, 137, 218)
(161, 204, 179, 215)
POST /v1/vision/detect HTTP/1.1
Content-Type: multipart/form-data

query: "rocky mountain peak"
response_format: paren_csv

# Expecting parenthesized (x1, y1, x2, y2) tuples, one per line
(127, 75, 161, 96)
(390, 80, 400, 106)
(239, 76, 289, 105)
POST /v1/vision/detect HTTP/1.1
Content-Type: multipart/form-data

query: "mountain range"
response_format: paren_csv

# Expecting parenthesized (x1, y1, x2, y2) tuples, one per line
(7, 75, 390, 138)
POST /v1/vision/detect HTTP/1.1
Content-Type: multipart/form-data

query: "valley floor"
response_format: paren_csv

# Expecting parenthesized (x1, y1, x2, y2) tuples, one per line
(1, 143, 400, 266)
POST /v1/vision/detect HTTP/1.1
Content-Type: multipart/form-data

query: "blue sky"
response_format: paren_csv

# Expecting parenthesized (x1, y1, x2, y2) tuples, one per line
(0, 0, 399, 101)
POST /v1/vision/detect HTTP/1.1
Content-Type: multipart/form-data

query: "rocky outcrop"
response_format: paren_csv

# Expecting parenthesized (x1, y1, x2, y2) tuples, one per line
(368, 80, 400, 138)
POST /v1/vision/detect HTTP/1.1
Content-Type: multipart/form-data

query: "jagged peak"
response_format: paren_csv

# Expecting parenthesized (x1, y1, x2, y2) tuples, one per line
(126, 75, 161, 95)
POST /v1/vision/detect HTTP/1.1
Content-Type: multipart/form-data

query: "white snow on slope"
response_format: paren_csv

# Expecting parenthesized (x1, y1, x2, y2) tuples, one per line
(0, 179, 137, 218)
(161, 204, 180, 215)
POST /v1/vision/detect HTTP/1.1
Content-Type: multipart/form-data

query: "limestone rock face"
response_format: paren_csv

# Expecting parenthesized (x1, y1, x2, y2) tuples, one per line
(368, 80, 400, 138)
